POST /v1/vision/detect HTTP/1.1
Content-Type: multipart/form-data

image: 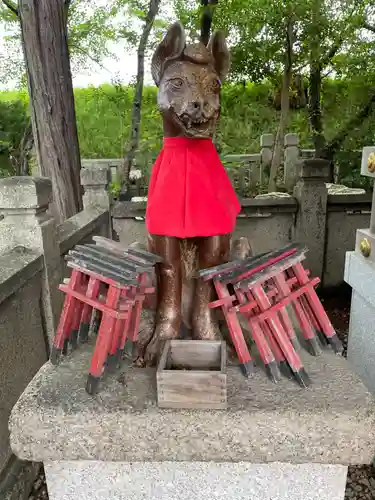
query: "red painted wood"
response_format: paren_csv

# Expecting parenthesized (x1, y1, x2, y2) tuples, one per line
(89, 285, 122, 378)
(59, 285, 131, 319)
(80, 277, 101, 325)
(251, 284, 304, 372)
(235, 289, 275, 366)
(52, 269, 82, 352)
(292, 263, 336, 339)
(274, 273, 315, 342)
(214, 281, 253, 366)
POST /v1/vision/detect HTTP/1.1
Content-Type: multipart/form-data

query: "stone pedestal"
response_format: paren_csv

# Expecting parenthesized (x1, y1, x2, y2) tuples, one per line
(9, 345, 375, 500)
(293, 159, 329, 280)
(344, 146, 375, 394)
(44, 462, 347, 500)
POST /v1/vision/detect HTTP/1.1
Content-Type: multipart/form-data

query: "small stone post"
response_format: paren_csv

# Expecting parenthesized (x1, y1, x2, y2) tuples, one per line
(0, 177, 62, 348)
(80, 164, 111, 210)
(293, 158, 329, 280)
(260, 134, 274, 185)
(284, 133, 300, 192)
(344, 146, 375, 393)
(81, 164, 112, 239)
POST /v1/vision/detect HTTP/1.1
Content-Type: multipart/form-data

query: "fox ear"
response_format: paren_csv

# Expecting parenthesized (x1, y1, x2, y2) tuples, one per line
(207, 30, 230, 82)
(151, 22, 186, 86)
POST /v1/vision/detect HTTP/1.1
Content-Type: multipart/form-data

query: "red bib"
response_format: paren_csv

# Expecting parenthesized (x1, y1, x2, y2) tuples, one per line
(146, 137, 241, 238)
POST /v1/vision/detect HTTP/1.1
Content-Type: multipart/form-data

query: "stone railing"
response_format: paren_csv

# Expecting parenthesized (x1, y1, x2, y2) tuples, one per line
(112, 159, 371, 289)
(82, 133, 309, 197)
(84, 134, 364, 197)
(0, 167, 112, 500)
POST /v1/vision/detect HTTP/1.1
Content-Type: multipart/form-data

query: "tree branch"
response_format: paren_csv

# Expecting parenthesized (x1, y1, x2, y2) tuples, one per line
(69, 43, 112, 73)
(2, 0, 19, 16)
(323, 92, 375, 159)
(320, 38, 343, 68)
(363, 21, 375, 33)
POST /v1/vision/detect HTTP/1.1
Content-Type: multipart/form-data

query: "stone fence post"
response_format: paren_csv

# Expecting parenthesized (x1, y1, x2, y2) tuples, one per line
(80, 164, 111, 210)
(0, 177, 62, 349)
(260, 134, 274, 185)
(80, 164, 113, 239)
(293, 158, 329, 280)
(284, 133, 300, 192)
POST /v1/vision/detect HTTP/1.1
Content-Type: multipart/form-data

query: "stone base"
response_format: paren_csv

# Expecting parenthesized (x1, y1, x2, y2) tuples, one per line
(345, 251, 375, 393)
(44, 461, 348, 500)
(9, 344, 375, 465)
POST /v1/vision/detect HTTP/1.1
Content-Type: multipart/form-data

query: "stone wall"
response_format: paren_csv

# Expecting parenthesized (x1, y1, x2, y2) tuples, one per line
(0, 167, 112, 500)
(112, 198, 296, 254)
(112, 161, 371, 289)
(83, 134, 354, 198)
(324, 194, 371, 287)
(0, 248, 47, 498)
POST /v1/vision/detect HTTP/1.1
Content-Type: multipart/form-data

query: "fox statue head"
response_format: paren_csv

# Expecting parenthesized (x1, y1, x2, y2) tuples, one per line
(151, 22, 230, 139)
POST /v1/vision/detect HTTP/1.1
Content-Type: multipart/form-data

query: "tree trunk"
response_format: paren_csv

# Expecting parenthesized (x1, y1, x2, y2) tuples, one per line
(121, 0, 161, 198)
(14, 120, 33, 176)
(268, 19, 294, 193)
(308, 63, 325, 158)
(308, 0, 328, 174)
(19, 0, 83, 222)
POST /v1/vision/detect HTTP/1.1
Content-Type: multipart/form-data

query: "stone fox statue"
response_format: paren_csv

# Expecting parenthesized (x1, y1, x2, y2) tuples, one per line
(143, 22, 241, 363)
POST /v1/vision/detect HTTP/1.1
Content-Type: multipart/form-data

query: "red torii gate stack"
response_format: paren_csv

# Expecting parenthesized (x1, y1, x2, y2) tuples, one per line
(50, 237, 159, 395)
(199, 243, 343, 387)
(51, 238, 342, 394)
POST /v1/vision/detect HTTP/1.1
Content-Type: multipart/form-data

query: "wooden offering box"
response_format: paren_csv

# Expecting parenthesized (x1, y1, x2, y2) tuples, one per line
(157, 340, 227, 410)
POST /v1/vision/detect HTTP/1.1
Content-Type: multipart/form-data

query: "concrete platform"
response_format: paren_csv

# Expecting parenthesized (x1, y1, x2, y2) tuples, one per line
(9, 343, 375, 465)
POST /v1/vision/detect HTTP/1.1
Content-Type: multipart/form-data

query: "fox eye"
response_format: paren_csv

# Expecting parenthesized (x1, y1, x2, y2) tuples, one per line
(168, 78, 184, 89)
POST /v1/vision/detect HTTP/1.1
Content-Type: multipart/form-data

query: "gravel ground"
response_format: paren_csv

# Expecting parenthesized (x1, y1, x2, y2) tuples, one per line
(29, 292, 375, 500)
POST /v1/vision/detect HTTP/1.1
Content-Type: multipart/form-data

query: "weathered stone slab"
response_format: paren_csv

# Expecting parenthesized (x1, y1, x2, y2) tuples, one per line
(44, 461, 348, 500)
(9, 344, 375, 465)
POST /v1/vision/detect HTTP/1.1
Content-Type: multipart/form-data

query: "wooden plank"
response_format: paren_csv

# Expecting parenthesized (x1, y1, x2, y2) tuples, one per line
(157, 340, 171, 372)
(68, 250, 136, 281)
(69, 249, 135, 276)
(169, 340, 222, 369)
(156, 340, 227, 410)
(127, 246, 163, 264)
(93, 236, 162, 268)
(65, 257, 138, 286)
(235, 252, 306, 290)
(157, 400, 227, 410)
(157, 372, 227, 408)
(83, 244, 149, 272)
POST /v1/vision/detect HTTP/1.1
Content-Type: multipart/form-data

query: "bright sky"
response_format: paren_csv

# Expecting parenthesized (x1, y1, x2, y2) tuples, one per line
(0, 31, 150, 91)
(0, 0, 169, 90)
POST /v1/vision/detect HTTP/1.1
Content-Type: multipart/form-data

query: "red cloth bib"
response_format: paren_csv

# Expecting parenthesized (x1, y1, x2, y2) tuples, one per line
(146, 137, 241, 238)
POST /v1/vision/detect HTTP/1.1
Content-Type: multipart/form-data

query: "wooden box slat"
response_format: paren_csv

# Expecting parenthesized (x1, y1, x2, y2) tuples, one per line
(157, 340, 227, 410)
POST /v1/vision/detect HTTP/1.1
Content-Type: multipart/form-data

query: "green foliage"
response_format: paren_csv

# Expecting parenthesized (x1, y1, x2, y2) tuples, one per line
(0, 98, 28, 176)
(2, 79, 375, 186)
(0, 0, 173, 89)
(0, 0, 138, 89)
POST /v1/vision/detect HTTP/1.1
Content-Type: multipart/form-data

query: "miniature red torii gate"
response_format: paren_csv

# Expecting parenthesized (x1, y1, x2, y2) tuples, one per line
(51, 238, 342, 393)
(50, 238, 159, 395)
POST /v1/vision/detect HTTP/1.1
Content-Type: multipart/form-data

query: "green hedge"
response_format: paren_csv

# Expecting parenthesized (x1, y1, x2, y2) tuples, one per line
(1, 80, 374, 186)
